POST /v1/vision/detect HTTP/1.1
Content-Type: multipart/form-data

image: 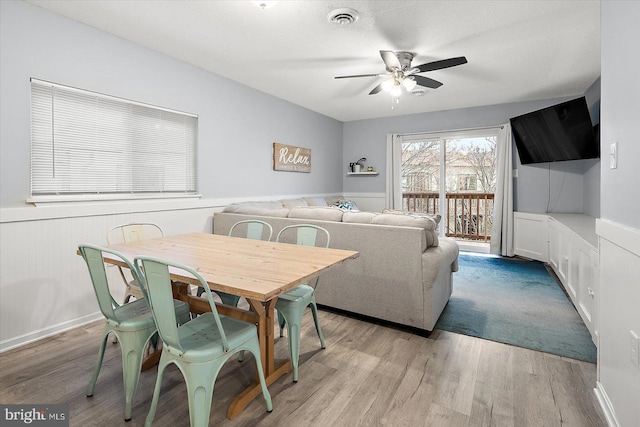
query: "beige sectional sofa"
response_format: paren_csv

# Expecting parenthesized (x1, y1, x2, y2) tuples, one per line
(212, 197, 459, 332)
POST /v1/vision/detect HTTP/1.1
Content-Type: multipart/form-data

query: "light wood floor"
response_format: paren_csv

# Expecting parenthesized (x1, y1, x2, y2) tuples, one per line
(0, 309, 606, 427)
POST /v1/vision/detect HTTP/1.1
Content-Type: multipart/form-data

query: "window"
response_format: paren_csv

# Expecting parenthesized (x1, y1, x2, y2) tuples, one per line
(457, 174, 478, 191)
(30, 79, 198, 202)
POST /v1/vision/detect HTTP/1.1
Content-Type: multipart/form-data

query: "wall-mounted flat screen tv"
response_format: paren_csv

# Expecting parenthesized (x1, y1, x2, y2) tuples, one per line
(510, 97, 599, 164)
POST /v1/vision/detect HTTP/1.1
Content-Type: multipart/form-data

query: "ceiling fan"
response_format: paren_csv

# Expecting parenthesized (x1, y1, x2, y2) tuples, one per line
(335, 50, 467, 96)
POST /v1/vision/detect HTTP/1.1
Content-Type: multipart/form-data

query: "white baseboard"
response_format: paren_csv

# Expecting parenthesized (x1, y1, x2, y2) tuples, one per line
(594, 382, 620, 427)
(0, 312, 102, 353)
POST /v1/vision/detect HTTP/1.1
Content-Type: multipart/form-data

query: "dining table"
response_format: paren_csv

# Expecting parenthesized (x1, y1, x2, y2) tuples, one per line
(100, 232, 359, 419)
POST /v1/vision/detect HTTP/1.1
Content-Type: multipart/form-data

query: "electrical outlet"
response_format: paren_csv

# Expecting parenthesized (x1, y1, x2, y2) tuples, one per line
(631, 330, 640, 369)
(610, 142, 618, 169)
(513, 169, 518, 178)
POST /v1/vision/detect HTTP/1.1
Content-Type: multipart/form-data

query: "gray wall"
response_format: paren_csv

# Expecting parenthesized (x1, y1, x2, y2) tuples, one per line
(0, 0, 343, 208)
(1, 0, 604, 216)
(583, 77, 601, 218)
(343, 95, 601, 214)
(601, 4, 640, 229)
(598, 3, 640, 426)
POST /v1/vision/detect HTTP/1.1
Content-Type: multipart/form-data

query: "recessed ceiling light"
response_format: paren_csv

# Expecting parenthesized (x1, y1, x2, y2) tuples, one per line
(411, 89, 427, 96)
(327, 8, 359, 26)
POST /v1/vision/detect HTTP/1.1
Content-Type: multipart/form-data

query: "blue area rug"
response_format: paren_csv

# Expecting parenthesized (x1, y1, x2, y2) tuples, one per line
(435, 253, 597, 363)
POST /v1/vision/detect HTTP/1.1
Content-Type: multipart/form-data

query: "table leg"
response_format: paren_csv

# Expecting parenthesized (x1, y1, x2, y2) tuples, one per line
(227, 298, 291, 419)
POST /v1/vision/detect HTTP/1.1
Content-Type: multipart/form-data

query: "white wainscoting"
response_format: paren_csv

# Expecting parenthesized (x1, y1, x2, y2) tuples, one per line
(0, 201, 220, 352)
(594, 219, 640, 427)
(0, 193, 346, 352)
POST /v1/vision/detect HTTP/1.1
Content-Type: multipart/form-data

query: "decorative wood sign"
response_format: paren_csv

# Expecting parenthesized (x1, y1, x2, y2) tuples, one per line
(273, 143, 311, 173)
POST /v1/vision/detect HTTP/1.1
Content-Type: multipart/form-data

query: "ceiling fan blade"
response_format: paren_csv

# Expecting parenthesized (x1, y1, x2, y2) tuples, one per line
(414, 75, 443, 89)
(380, 50, 402, 70)
(335, 73, 384, 79)
(416, 56, 468, 73)
(369, 83, 384, 95)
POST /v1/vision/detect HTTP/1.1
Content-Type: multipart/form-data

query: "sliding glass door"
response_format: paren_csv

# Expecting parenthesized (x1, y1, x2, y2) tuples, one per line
(396, 129, 498, 242)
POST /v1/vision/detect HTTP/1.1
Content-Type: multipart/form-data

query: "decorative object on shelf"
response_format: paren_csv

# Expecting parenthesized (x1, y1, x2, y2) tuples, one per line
(273, 142, 311, 173)
(367, 166, 374, 172)
(349, 157, 367, 173)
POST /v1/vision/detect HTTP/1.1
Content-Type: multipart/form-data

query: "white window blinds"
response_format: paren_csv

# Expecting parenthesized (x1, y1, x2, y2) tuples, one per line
(30, 79, 198, 201)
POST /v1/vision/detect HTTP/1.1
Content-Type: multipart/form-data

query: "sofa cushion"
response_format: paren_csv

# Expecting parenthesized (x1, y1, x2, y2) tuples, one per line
(230, 206, 290, 217)
(303, 197, 329, 207)
(281, 198, 309, 209)
(412, 212, 442, 226)
(372, 213, 439, 247)
(288, 206, 344, 222)
(382, 208, 442, 226)
(223, 200, 284, 212)
(343, 211, 376, 223)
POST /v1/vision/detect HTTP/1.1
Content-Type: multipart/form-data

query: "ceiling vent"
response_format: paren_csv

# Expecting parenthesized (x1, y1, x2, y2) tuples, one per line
(327, 8, 359, 26)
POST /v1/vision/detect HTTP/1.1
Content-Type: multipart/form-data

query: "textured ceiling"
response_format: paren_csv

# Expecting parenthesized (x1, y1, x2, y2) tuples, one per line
(26, 0, 601, 122)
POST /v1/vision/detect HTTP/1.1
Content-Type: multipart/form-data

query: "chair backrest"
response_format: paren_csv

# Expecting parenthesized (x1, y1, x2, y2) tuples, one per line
(135, 256, 229, 353)
(275, 224, 330, 248)
(275, 225, 330, 289)
(229, 220, 273, 241)
(79, 245, 147, 322)
(107, 223, 164, 245)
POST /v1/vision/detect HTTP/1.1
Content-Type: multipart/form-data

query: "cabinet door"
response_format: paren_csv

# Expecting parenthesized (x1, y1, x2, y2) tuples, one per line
(559, 236, 574, 296)
(514, 212, 549, 262)
(565, 235, 580, 299)
(577, 247, 598, 344)
(548, 220, 561, 272)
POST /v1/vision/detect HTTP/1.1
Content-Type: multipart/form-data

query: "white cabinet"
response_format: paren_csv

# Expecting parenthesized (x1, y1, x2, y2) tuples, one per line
(547, 215, 599, 344)
(514, 212, 549, 262)
(514, 212, 599, 345)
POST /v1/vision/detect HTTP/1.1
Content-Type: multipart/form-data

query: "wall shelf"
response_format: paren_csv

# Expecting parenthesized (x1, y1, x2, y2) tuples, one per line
(347, 172, 379, 176)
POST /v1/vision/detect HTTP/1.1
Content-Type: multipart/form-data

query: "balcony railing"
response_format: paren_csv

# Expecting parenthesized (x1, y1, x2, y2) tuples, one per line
(402, 192, 495, 242)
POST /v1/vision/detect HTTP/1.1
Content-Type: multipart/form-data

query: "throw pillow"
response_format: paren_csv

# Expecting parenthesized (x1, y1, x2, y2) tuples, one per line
(330, 199, 359, 211)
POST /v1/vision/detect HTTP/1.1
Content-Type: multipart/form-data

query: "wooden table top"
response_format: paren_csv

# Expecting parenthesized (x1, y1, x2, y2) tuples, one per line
(105, 232, 359, 302)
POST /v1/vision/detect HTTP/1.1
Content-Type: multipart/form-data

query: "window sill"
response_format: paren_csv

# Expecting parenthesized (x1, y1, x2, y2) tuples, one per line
(27, 193, 201, 206)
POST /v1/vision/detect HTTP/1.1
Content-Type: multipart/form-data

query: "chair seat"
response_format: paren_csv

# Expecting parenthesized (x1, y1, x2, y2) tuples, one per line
(109, 299, 156, 331)
(167, 313, 258, 363)
(277, 284, 314, 304)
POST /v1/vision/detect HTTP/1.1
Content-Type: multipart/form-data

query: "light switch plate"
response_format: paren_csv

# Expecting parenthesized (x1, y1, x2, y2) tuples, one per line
(631, 330, 640, 369)
(610, 142, 618, 169)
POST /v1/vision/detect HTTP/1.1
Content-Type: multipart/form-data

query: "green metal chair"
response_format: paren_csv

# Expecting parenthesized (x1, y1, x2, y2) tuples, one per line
(107, 223, 165, 304)
(275, 224, 330, 382)
(78, 245, 191, 422)
(136, 256, 273, 427)
(197, 220, 273, 307)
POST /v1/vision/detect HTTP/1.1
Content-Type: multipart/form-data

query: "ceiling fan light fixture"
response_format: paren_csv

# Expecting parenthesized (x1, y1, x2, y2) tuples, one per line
(390, 84, 402, 97)
(327, 8, 359, 26)
(401, 77, 417, 91)
(381, 78, 395, 93)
